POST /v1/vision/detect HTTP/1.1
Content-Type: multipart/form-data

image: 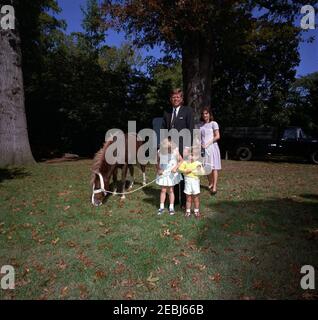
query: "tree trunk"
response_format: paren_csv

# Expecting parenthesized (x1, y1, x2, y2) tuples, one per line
(0, 18, 35, 166)
(182, 33, 213, 124)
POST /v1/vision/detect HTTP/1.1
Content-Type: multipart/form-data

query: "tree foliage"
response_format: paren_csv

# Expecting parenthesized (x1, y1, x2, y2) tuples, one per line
(8, 0, 317, 159)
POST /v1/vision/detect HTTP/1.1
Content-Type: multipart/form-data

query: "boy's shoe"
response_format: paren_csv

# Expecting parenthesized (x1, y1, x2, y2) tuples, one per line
(169, 209, 175, 216)
(157, 208, 164, 215)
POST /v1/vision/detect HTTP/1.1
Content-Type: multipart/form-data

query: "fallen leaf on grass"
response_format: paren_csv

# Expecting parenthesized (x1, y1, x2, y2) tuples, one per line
(173, 234, 183, 241)
(252, 279, 265, 290)
(77, 252, 94, 268)
(230, 277, 243, 288)
(187, 241, 198, 251)
(123, 291, 135, 300)
(240, 255, 249, 262)
(169, 278, 180, 291)
(147, 272, 159, 283)
(51, 238, 60, 245)
(58, 221, 66, 228)
(57, 260, 68, 271)
(162, 229, 170, 237)
(113, 262, 126, 275)
(95, 270, 107, 280)
(78, 284, 88, 299)
(146, 272, 159, 288)
(63, 205, 71, 211)
(209, 273, 221, 283)
(60, 286, 69, 298)
(178, 250, 190, 258)
(58, 191, 72, 197)
(67, 241, 77, 248)
(240, 295, 256, 300)
(172, 257, 181, 265)
(22, 223, 32, 229)
(121, 279, 137, 287)
(102, 228, 111, 235)
(302, 292, 318, 300)
(195, 264, 207, 271)
(22, 267, 30, 277)
(33, 262, 46, 274)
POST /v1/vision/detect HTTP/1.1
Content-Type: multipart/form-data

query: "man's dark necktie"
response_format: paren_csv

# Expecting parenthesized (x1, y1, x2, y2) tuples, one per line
(171, 108, 177, 128)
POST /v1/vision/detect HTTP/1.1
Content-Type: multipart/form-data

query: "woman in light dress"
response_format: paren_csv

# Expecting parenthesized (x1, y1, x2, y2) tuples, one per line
(199, 107, 222, 195)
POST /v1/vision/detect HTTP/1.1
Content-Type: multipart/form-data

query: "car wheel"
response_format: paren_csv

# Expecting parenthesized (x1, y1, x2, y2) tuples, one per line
(311, 150, 318, 164)
(236, 146, 253, 161)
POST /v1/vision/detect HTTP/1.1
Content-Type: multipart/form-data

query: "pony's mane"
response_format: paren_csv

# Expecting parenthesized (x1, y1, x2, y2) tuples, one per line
(90, 141, 112, 186)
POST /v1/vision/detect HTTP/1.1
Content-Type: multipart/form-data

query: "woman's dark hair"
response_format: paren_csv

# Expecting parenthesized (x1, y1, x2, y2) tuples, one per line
(200, 106, 214, 122)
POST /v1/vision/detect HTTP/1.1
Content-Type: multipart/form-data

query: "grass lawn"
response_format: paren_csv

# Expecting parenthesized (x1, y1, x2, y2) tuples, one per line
(0, 159, 317, 300)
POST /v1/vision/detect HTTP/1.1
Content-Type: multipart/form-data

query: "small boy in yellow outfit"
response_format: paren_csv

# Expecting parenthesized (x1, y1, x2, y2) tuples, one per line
(178, 150, 204, 218)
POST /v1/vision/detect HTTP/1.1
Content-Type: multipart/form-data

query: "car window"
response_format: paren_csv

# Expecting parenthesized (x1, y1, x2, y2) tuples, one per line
(283, 128, 297, 140)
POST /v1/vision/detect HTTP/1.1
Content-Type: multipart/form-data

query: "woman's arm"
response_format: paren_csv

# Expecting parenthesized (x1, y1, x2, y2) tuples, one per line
(213, 129, 220, 143)
(203, 129, 220, 148)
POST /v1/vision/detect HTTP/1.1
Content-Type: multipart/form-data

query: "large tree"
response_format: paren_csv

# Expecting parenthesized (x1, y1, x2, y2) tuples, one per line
(0, 1, 35, 166)
(103, 0, 308, 122)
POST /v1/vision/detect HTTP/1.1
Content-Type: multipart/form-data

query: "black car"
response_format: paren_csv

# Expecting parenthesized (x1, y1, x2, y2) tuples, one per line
(220, 126, 318, 164)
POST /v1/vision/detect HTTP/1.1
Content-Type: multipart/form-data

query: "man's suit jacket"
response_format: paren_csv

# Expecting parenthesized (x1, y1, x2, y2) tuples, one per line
(161, 105, 194, 155)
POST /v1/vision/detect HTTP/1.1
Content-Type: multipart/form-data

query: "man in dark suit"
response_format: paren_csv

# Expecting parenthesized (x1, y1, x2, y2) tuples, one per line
(161, 89, 194, 208)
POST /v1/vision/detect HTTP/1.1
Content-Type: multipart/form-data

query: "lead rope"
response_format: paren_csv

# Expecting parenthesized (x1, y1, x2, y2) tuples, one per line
(92, 169, 176, 201)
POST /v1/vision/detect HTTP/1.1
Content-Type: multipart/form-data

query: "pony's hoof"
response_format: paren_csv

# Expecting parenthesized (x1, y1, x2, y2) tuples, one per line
(142, 181, 147, 186)
(120, 195, 126, 200)
(128, 182, 134, 190)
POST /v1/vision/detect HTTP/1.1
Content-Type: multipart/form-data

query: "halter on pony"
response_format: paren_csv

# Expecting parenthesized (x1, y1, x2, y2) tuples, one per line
(91, 171, 108, 206)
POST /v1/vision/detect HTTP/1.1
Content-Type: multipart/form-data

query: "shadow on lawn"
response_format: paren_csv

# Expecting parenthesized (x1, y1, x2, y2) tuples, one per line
(0, 167, 30, 183)
(196, 197, 318, 299)
(142, 185, 161, 207)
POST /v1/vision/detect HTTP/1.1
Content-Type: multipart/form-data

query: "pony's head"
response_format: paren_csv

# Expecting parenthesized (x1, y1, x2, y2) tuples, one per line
(91, 141, 112, 206)
(91, 171, 109, 206)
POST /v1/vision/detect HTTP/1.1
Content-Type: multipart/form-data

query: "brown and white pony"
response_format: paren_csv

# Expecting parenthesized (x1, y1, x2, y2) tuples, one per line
(91, 133, 147, 206)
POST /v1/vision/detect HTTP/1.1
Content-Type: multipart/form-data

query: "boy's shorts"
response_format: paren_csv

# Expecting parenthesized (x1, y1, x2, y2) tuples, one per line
(184, 177, 200, 195)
